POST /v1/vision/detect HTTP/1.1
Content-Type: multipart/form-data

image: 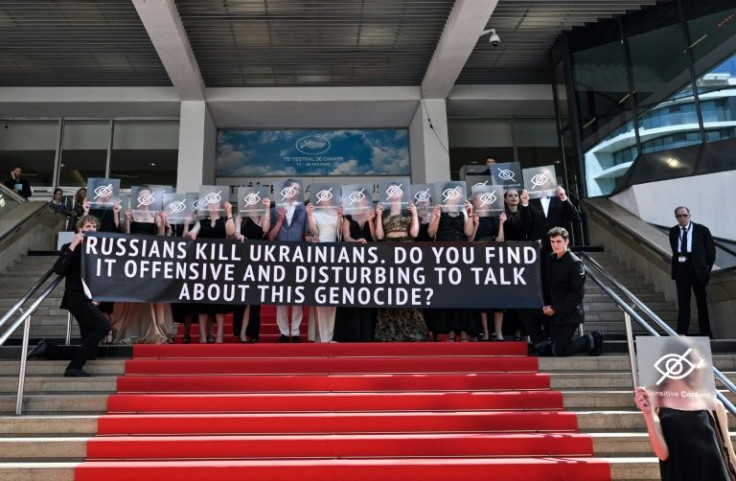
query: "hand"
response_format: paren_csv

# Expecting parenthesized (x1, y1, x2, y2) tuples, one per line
(236, 234, 245, 242)
(124, 208, 133, 219)
(472, 214, 479, 226)
(499, 212, 507, 224)
(83, 199, 91, 215)
(556, 186, 567, 201)
(337, 205, 344, 217)
(277, 208, 286, 222)
(464, 201, 473, 216)
(186, 231, 197, 240)
(70, 232, 85, 249)
(520, 190, 530, 205)
(92, 301, 100, 307)
(375, 204, 383, 216)
(263, 197, 271, 208)
(407, 203, 417, 217)
(224, 202, 233, 216)
(112, 200, 121, 214)
(432, 206, 441, 218)
(367, 208, 376, 221)
(542, 306, 555, 316)
(356, 238, 367, 245)
(634, 387, 654, 416)
(159, 210, 167, 223)
(306, 203, 315, 216)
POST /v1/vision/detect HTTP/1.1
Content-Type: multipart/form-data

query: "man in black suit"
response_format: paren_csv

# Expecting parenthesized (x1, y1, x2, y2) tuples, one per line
(669, 206, 716, 337)
(52, 215, 111, 376)
(4, 167, 31, 199)
(524, 186, 580, 252)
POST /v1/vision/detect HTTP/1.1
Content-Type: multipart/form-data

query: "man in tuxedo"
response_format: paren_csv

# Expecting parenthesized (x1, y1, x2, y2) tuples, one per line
(524, 186, 580, 252)
(669, 206, 716, 337)
(4, 166, 31, 199)
(51, 215, 111, 376)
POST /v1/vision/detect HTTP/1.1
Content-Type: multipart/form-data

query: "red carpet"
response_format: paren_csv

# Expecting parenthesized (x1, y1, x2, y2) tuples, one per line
(76, 310, 611, 480)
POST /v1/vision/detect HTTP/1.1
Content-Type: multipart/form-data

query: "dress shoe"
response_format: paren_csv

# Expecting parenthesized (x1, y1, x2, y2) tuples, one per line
(27, 339, 47, 360)
(64, 368, 91, 377)
(278, 335, 290, 343)
(291, 336, 302, 343)
(591, 331, 605, 356)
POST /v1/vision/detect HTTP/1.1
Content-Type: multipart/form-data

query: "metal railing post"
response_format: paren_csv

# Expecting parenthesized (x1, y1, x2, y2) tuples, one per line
(65, 312, 72, 346)
(623, 311, 639, 391)
(15, 312, 31, 416)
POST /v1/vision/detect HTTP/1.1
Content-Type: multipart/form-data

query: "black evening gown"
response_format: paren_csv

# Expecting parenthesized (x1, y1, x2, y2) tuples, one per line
(658, 408, 730, 481)
(195, 217, 231, 315)
(232, 217, 264, 340)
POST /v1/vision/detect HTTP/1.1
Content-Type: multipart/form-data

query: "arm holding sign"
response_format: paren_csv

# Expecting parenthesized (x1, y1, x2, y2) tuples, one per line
(634, 386, 669, 461)
(267, 207, 285, 241)
(408, 203, 419, 239)
(463, 201, 474, 239)
(496, 213, 506, 242)
(427, 206, 441, 239)
(224, 202, 235, 238)
(375, 204, 385, 241)
(260, 198, 272, 235)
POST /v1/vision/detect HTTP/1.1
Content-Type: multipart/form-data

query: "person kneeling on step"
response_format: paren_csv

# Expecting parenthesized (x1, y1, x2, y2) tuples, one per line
(52, 215, 111, 377)
(535, 227, 603, 357)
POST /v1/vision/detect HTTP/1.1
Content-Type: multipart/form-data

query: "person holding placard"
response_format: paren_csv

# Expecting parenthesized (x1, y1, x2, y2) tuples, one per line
(526, 185, 580, 252)
(269, 179, 312, 343)
(428, 182, 476, 342)
(187, 198, 236, 344)
(635, 338, 735, 481)
(374, 185, 428, 342)
(4, 166, 31, 199)
(232, 194, 271, 343)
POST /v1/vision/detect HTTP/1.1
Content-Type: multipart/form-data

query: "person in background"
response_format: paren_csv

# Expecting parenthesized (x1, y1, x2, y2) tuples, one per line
(232, 197, 271, 343)
(480, 156, 497, 176)
(52, 215, 109, 377)
(68, 187, 87, 231)
(268, 180, 312, 343)
(51, 188, 68, 212)
(532, 227, 603, 357)
(669, 206, 716, 338)
(4, 166, 31, 199)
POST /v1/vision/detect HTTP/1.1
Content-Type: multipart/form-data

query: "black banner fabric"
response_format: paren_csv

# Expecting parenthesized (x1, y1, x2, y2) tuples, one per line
(81, 233, 543, 309)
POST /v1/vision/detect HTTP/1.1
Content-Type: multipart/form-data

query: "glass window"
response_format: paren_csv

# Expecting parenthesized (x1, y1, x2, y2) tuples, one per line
(58, 120, 110, 188)
(514, 119, 561, 169)
(448, 119, 514, 180)
(110, 120, 179, 189)
(0, 120, 58, 187)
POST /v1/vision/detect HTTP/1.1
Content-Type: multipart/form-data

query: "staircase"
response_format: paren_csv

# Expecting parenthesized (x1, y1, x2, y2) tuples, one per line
(1, 347, 735, 480)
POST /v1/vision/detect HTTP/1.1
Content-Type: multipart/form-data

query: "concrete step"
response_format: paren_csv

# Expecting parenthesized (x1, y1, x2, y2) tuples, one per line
(0, 462, 76, 481)
(0, 415, 99, 436)
(540, 355, 736, 372)
(0, 394, 109, 414)
(563, 390, 735, 410)
(0, 377, 117, 394)
(607, 457, 660, 480)
(0, 438, 87, 460)
(0, 360, 125, 377)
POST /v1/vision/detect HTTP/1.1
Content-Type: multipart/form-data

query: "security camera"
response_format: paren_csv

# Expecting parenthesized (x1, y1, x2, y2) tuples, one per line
(482, 28, 501, 47)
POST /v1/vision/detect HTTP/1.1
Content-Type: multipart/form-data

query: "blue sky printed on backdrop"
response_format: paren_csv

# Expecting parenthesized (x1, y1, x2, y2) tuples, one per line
(216, 129, 410, 177)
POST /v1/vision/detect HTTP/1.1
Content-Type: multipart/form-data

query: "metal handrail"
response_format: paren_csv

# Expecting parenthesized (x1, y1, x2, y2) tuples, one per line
(0, 267, 55, 331)
(581, 253, 736, 416)
(0, 274, 64, 415)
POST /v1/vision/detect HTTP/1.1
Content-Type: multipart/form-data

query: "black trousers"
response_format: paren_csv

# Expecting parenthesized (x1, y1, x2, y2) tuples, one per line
(232, 305, 261, 340)
(66, 301, 111, 370)
(517, 309, 549, 345)
(549, 322, 591, 357)
(675, 263, 711, 337)
(334, 307, 376, 342)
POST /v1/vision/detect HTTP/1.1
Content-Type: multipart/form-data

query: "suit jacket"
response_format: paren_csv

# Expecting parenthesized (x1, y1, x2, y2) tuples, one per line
(543, 250, 586, 326)
(270, 204, 308, 242)
(669, 222, 716, 285)
(53, 242, 90, 309)
(528, 197, 580, 241)
(3, 177, 31, 199)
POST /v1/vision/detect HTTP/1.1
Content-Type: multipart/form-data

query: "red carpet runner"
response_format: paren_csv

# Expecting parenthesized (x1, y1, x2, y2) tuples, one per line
(76, 309, 611, 481)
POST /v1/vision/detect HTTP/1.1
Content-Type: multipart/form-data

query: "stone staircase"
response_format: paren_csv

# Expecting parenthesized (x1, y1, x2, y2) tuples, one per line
(581, 252, 690, 338)
(0, 354, 734, 480)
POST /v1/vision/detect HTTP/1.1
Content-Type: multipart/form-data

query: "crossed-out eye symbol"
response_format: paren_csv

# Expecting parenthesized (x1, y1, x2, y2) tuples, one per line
(442, 186, 462, 202)
(414, 189, 431, 203)
(137, 192, 156, 208)
(474, 181, 489, 188)
(654, 348, 696, 386)
(280, 185, 298, 200)
(93, 184, 113, 200)
(243, 192, 261, 206)
(204, 191, 222, 206)
(168, 200, 187, 213)
(348, 189, 366, 205)
(498, 169, 516, 181)
(530, 173, 549, 189)
(315, 188, 333, 204)
(479, 192, 498, 206)
(385, 184, 404, 198)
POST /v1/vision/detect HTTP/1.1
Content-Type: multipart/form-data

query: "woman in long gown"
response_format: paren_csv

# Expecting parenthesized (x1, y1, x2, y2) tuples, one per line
(373, 192, 428, 342)
(113, 187, 172, 344)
